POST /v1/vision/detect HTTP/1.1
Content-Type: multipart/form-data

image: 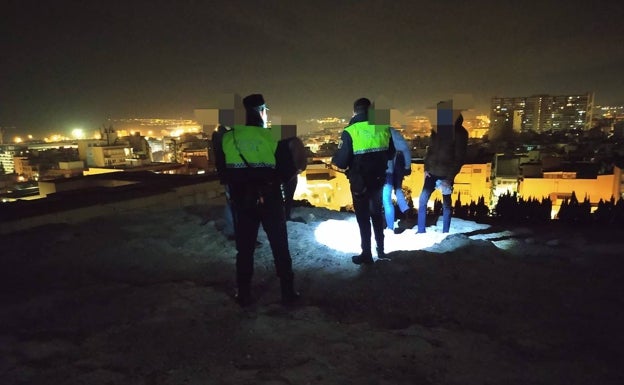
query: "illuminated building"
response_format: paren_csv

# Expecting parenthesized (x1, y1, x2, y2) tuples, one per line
(491, 154, 522, 208)
(180, 148, 209, 174)
(525, 94, 594, 132)
(0, 144, 27, 174)
(462, 115, 490, 139)
(406, 162, 493, 211)
(519, 166, 621, 218)
(294, 160, 351, 211)
(491, 93, 594, 136)
(296, 160, 494, 213)
(78, 128, 156, 169)
(83, 144, 130, 168)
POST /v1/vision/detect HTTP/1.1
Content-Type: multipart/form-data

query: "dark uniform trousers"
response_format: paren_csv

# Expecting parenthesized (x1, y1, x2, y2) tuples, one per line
(228, 182, 295, 288)
(351, 179, 385, 255)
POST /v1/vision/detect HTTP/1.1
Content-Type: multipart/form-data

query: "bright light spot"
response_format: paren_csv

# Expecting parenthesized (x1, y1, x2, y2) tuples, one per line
(27, 135, 33, 139)
(314, 218, 451, 256)
(14, 137, 22, 143)
(314, 218, 362, 253)
(71, 128, 85, 139)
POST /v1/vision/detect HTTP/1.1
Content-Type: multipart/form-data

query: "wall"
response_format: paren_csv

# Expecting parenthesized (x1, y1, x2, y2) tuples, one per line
(0, 180, 224, 235)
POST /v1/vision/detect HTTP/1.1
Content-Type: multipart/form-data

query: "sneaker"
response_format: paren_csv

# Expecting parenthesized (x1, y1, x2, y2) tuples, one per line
(393, 227, 406, 234)
(352, 253, 374, 265)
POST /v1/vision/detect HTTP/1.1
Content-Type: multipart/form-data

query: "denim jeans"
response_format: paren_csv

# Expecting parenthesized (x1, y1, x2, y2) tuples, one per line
(383, 173, 409, 230)
(417, 173, 453, 233)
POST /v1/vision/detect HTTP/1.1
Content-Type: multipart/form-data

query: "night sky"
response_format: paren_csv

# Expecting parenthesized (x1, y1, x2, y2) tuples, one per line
(2, 0, 623, 136)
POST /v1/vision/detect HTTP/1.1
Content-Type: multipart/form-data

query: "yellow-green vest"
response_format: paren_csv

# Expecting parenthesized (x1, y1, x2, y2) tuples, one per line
(222, 125, 277, 169)
(345, 121, 391, 154)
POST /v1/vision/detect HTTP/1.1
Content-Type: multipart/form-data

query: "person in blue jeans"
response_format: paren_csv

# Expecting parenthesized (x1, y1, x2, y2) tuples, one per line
(417, 109, 468, 233)
(383, 127, 412, 233)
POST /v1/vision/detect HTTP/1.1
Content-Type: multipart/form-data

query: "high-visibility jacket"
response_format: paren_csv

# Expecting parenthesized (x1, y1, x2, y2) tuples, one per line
(222, 125, 277, 169)
(344, 121, 391, 155)
(337, 121, 392, 192)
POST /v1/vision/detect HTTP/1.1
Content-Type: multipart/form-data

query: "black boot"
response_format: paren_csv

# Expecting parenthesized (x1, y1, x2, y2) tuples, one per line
(280, 276, 300, 305)
(235, 282, 253, 307)
(352, 252, 374, 265)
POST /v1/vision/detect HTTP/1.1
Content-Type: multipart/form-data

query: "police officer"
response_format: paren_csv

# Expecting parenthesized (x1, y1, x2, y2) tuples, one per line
(213, 93, 299, 306)
(332, 98, 394, 264)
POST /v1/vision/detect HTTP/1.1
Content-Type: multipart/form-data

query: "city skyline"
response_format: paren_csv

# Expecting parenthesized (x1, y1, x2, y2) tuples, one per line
(2, 1, 623, 137)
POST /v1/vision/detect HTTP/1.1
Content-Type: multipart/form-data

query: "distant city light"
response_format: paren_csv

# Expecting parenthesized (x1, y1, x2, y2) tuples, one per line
(44, 134, 68, 142)
(14, 136, 22, 143)
(71, 128, 85, 139)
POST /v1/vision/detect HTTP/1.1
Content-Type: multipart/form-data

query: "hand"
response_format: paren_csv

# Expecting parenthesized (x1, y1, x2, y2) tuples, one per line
(437, 179, 453, 195)
(425, 171, 431, 178)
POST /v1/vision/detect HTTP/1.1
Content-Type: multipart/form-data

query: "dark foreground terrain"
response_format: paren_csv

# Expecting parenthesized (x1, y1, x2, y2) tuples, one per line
(1, 205, 623, 384)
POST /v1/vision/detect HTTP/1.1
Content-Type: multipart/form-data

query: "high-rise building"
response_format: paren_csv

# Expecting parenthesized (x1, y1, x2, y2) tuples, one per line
(489, 97, 527, 141)
(0, 144, 27, 174)
(490, 93, 594, 135)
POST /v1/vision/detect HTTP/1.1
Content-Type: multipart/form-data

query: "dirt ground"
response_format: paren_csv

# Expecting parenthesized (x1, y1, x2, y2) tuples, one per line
(1, 204, 623, 384)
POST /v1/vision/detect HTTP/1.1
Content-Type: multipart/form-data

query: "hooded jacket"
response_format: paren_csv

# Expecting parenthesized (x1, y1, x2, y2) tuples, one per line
(424, 115, 468, 179)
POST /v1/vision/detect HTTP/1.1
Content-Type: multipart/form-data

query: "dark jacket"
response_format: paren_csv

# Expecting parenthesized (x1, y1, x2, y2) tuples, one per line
(275, 136, 306, 183)
(424, 115, 468, 179)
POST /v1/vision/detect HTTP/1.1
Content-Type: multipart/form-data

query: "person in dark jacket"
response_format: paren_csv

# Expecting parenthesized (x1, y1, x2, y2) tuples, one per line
(213, 123, 236, 240)
(331, 98, 394, 264)
(213, 93, 300, 306)
(417, 106, 468, 233)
